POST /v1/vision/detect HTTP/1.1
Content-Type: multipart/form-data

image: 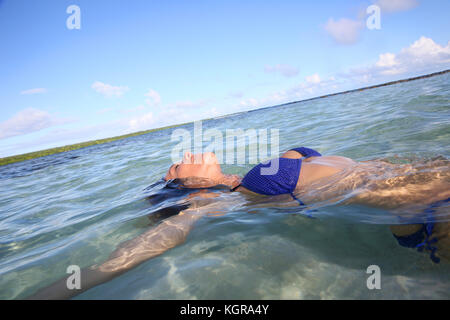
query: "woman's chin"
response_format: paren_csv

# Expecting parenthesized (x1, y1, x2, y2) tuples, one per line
(175, 176, 218, 188)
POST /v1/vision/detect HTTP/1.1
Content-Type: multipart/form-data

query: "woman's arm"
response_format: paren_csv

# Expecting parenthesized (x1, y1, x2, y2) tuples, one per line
(26, 208, 204, 300)
(97, 210, 202, 273)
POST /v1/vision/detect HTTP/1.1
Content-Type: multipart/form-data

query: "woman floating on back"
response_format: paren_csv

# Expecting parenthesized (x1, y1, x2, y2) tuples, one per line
(27, 147, 450, 299)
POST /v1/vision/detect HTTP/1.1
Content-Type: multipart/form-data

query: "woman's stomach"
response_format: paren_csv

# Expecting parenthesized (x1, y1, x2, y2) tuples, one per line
(298, 156, 356, 186)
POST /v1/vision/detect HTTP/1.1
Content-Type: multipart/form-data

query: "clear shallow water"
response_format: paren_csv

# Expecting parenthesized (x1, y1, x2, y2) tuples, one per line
(1, 73, 450, 299)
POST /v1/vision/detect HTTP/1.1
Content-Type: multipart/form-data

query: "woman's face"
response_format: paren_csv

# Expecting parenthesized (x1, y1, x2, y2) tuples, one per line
(165, 152, 223, 182)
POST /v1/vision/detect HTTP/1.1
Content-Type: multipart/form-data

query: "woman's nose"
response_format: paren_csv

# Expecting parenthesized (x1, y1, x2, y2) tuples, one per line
(183, 151, 193, 164)
(193, 153, 203, 164)
(203, 152, 217, 164)
(183, 151, 216, 164)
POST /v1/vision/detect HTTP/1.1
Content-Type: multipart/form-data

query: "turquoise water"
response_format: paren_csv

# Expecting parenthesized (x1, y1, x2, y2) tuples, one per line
(1, 73, 449, 299)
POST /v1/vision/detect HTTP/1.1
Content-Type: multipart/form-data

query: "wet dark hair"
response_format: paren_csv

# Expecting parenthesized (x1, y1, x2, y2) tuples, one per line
(143, 178, 230, 223)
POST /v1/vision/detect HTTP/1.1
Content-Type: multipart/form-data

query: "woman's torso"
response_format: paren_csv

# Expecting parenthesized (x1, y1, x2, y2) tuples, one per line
(235, 155, 357, 197)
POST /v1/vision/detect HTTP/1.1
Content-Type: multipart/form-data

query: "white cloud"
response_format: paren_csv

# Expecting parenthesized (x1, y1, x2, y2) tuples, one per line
(128, 112, 155, 132)
(121, 90, 211, 132)
(264, 64, 299, 77)
(226, 37, 450, 116)
(306, 73, 321, 84)
(20, 88, 47, 95)
(239, 97, 260, 109)
(336, 36, 450, 87)
(236, 73, 340, 112)
(327, 0, 418, 46)
(0, 108, 71, 140)
(376, 0, 419, 13)
(0, 102, 224, 156)
(403, 36, 450, 58)
(91, 81, 129, 98)
(144, 89, 161, 106)
(119, 89, 161, 115)
(173, 99, 208, 109)
(120, 105, 147, 114)
(124, 100, 212, 133)
(373, 36, 450, 76)
(375, 52, 397, 68)
(204, 107, 221, 118)
(324, 18, 364, 45)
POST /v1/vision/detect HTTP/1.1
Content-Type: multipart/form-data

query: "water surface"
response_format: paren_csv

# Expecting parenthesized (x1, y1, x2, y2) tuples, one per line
(1, 73, 449, 299)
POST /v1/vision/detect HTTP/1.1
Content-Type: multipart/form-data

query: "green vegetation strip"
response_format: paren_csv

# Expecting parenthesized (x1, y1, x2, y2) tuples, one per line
(0, 123, 189, 166)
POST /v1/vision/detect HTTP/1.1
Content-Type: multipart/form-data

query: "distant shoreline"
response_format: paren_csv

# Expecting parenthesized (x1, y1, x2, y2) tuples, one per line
(251, 68, 450, 112)
(1, 68, 449, 167)
(0, 123, 191, 167)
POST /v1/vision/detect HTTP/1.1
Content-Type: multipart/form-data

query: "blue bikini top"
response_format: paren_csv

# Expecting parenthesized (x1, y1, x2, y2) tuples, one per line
(231, 147, 322, 205)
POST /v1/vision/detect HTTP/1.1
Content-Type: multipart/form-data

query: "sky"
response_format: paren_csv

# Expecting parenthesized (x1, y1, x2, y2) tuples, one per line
(0, 0, 449, 157)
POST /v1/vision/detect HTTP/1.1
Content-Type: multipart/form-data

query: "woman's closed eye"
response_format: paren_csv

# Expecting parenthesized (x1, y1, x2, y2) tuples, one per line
(169, 164, 180, 176)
